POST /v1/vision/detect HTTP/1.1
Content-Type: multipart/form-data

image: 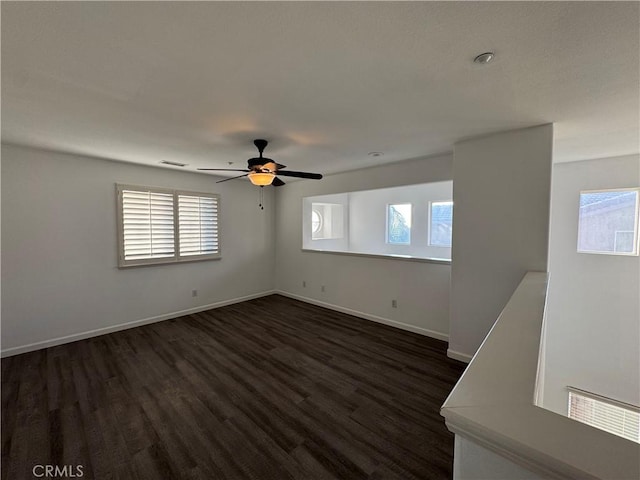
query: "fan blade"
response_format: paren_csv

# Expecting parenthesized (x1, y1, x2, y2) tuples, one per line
(216, 174, 248, 183)
(275, 170, 322, 180)
(276, 163, 287, 170)
(198, 168, 249, 172)
(272, 177, 286, 187)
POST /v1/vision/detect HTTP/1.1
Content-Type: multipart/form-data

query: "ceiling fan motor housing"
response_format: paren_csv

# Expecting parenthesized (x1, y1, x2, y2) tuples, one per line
(248, 157, 273, 168)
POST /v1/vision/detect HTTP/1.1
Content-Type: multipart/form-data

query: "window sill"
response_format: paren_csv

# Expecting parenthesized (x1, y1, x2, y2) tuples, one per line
(301, 249, 451, 265)
(118, 255, 222, 269)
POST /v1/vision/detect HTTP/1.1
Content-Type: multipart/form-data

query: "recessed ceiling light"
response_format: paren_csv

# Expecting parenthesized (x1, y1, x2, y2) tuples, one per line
(473, 52, 494, 65)
(368, 152, 384, 157)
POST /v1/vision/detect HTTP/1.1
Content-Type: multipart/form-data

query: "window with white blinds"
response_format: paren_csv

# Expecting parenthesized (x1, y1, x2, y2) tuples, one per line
(568, 387, 640, 443)
(117, 185, 220, 267)
(178, 194, 219, 257)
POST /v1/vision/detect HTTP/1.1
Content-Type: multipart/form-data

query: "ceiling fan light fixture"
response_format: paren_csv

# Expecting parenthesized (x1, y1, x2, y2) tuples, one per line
(248, 172, 275, 186)
(199, 139, 321, 188)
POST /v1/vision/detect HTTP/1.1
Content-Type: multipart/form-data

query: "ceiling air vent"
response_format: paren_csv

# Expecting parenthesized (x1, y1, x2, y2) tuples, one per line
(160, 160, 187, 167)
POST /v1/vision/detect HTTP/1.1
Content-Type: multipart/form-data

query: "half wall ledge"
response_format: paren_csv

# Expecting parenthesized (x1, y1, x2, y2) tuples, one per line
(440, 272, 640, 479)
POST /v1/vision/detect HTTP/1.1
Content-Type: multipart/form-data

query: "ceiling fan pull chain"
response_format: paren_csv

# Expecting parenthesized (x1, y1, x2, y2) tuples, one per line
(259, 186, 264, 210)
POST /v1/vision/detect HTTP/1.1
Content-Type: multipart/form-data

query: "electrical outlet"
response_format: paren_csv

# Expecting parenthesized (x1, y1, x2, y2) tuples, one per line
(321, 285, 325, 293)
(302, 281, 306, 288)
(392, 299, 397, 308)
(192, 289, 198, 297)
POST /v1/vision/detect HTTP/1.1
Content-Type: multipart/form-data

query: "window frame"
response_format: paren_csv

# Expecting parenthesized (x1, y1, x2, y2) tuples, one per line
(576, 187, 640, 256)
(116, 184, 221, 268)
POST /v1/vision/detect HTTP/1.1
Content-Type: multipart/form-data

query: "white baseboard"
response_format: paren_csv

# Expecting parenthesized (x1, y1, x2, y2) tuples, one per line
(447, 348, 473, 363)
(1, 290, 276, 357)
(276, 290, 449, 342)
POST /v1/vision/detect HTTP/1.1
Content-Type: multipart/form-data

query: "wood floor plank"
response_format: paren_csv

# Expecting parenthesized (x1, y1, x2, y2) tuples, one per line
(1, 294, 465, 479)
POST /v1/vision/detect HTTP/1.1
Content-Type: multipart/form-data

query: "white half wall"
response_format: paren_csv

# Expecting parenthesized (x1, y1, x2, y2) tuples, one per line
(453, 436, 545, 480)
(449, 124, 553, 358)
(1, 144, 276, 355)
(275, 153, 453, 339)
(540, 154, 640, 415)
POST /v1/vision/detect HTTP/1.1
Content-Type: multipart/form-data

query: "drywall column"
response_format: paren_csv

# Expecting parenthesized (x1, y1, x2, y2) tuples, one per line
(448, 124, 553, 360)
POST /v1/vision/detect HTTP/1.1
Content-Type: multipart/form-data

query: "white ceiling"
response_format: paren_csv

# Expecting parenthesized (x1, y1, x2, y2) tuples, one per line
(2, 1, 638, 177)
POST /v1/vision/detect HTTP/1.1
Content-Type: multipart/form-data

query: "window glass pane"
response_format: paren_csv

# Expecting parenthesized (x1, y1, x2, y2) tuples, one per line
(577, 189, 639, 255)
(311, 209, 322, 234)
(387, 204, 411, 244)
(430, 201, 453, 247)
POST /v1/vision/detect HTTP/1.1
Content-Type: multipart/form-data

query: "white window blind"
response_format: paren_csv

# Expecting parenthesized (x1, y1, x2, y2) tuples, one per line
(121, 189, 175, 261)
(117, 185, 220, 267)
(178, 194, 219, 257)
(568, 387, 640, 443)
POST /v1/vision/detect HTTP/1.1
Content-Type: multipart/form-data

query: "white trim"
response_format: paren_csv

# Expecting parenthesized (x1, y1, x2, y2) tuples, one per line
(301, 249, 451, 265)
(447, 348, 472, 363)
(276, 290, 449, 341)
(567, 386, 640, 413)
(0, 290, 276, 357)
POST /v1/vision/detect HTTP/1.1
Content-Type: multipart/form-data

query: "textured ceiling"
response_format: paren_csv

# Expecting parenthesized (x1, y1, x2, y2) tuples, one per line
(2, 1, 638, 177)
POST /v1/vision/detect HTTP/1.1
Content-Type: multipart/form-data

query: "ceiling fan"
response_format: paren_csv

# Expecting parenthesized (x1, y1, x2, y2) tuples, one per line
(198, 139, 323, 187)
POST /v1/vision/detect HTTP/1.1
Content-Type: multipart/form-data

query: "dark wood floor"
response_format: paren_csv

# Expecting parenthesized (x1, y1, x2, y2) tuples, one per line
(2, 295, 466, 480)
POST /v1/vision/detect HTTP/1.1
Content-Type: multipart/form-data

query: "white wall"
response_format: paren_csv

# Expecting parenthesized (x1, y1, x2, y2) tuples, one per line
(453, 436, 545, 480)
(1, 144, 276, 354)
(540, 154, 640, 415)
(275, 153, 453, 339)
(449, 124, 553, 360)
